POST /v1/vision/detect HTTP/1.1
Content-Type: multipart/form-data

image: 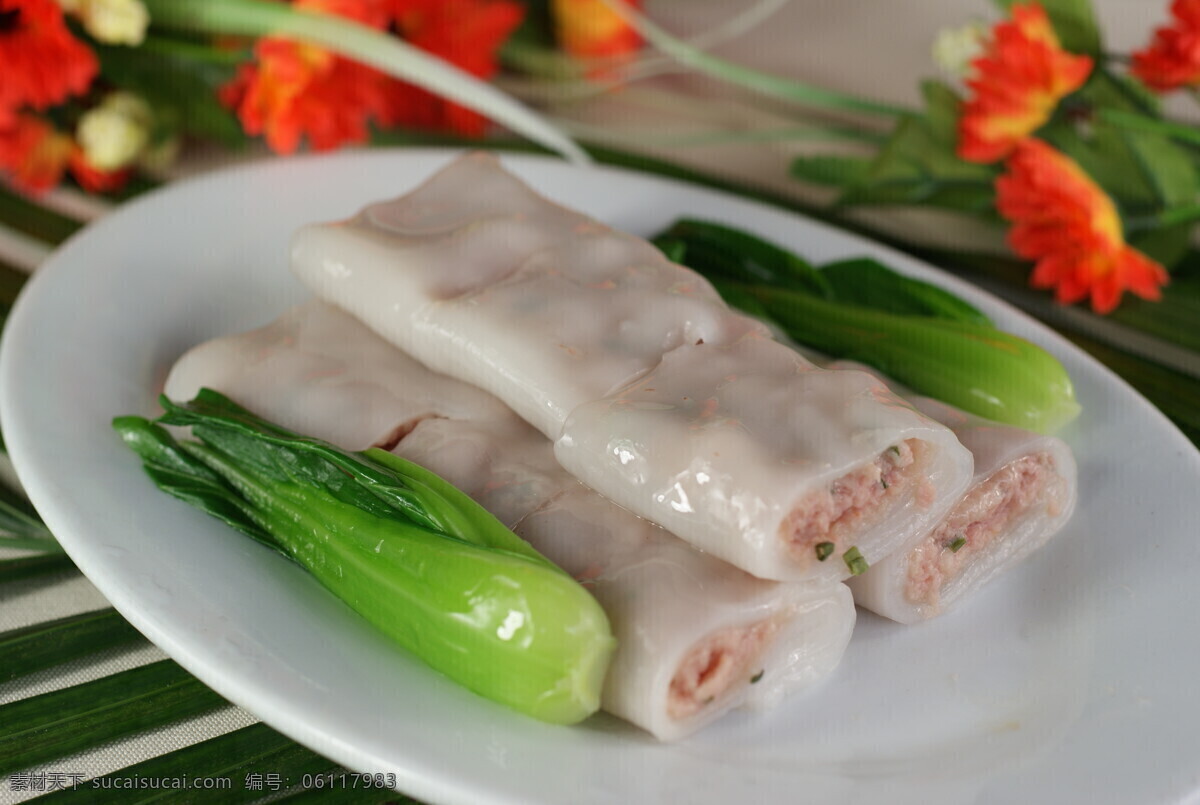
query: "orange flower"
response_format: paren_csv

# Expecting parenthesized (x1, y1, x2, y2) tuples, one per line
(0, 0, 98, 127)
(68, 147, 131, 193)
(219, 0, 391, 154)
(381, 0, 524, 137)
(1131, 0, 1200, 91)
(958, 3, 1092, 164)
(552, 0, 642, 59)
(996, 139, 1168, 314)
(0, 114, 73, 192)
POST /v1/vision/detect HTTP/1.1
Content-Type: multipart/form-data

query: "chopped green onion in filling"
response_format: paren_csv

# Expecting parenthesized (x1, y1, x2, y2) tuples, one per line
(843, 546, 869, 576)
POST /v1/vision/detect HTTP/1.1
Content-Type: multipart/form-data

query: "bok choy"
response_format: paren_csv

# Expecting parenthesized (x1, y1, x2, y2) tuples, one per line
(113, 389, 615, 725)
(654, 219, 1081, 434)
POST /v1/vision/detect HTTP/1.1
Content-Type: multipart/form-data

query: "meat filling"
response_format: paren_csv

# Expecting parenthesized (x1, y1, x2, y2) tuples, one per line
(780, 440, 921, 565)
(905, 452, 1062, 608)
(667, 616, 783, 720)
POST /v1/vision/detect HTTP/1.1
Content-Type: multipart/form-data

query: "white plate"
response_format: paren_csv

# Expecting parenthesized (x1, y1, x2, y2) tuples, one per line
(4, 149, 1200, 805)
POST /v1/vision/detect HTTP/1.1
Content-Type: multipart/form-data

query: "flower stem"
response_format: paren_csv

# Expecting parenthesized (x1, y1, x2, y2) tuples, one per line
(136, 34, 250, 65)
(597, 0, 912, 118)
(1099, 107, 1200, 146)
(141, 0, 588, 164)
(1155, 203, 1200, 228)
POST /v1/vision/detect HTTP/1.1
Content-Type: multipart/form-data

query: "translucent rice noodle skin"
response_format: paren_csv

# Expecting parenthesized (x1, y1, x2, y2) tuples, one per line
(163, 301, 510, 450)
(832, 362, 1080, 623)
(507, 487, 856, 742)
(288, 151, 764, 439)
(165, 301, 856, 740)
(394, 419, 857, 741)
(557, 335, 976, 583)
(289, 152, 974, 582)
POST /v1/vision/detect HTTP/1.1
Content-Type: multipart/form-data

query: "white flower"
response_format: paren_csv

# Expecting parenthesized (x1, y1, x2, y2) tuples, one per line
(77, 93, 154, 172)
(932, 22, 988, 78)
(59, 0, 150, 46)
(137, 136, 181, 176)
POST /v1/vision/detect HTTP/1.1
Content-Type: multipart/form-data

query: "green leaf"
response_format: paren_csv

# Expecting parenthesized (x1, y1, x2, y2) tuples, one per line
(0, 553, 75, 585)
(819, 258, 992, 325)
(0, 660, 227, 777)
(651, 219, 831, 297)
(838, 85, 999, 213)
(1086, 68, 1160, 116)
(1129, 223, 1193, 269)
(113, 415, 275, 550)
(1109, 266, 1200, 352)
(0, 259, 30, 316)
(141, 0, 588, 163)
(0, 609, 145, 685)
(0, 186, 82, 246)
(95, 42, 245, 147)
(581, 0, 910, 118)
(0, 480, 55, 544)
(1121, 129, 1198, 210)
(1042, 120, 1162, 214)
(790, 155, 872, 188)
(32, 723, 343, 804)
(722, 281, 1081, 433)
(119, 391, 615, 726)
(993, 0, 1102, 56)
(920, 80, 963, 142)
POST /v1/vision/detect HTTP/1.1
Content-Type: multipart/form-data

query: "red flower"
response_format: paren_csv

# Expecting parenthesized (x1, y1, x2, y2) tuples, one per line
(0, 113, 73, 192)
(552, 0, 642, 59)
(0, 113, 130, 194)
(219, 0, 391, 154)
(380, 0, 524, 136)
(996, 139, 1168, 314)
(1131, 0, 1200, 91)
(68, 147, 131, 193)
(0, 0, 98, 127)
(958, 3, 1092, 164)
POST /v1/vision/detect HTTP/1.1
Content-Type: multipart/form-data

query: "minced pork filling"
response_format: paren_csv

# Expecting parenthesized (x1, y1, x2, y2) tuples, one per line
(780, 440, 922, 566)
(667, 616, 784, 720)
(905, 452, 1062, 608)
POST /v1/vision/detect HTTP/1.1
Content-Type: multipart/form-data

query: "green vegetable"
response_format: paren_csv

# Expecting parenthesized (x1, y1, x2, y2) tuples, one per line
(727, 283, 1081, 433)
(843, 546, 869, 576)
(652, 218, 1081, 434)
(814, 541, 835, 562)
(653, 219, 832, 298)
(819, 257, 991, 326)
(949, 536, 967, 553)
(113, 389, 615, 725)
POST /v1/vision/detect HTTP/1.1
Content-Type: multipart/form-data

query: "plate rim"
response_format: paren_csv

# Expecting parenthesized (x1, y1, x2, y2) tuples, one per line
(4, 146, 1199, 805)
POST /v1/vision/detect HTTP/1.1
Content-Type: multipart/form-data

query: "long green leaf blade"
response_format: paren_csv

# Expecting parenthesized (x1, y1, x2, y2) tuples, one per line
(0, 609, 146, 684)
(0, 480, 57, 544)
(0, 553, 76, 584)
(0, 660, 227, 777)
(721, 280, 1081, 433)
(819, 258, 992, 325)
(652, 218, 831, 297)
(141, 0, 588, 163)
(0, 187, 82, 246)
(598, 0, 909, 117)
